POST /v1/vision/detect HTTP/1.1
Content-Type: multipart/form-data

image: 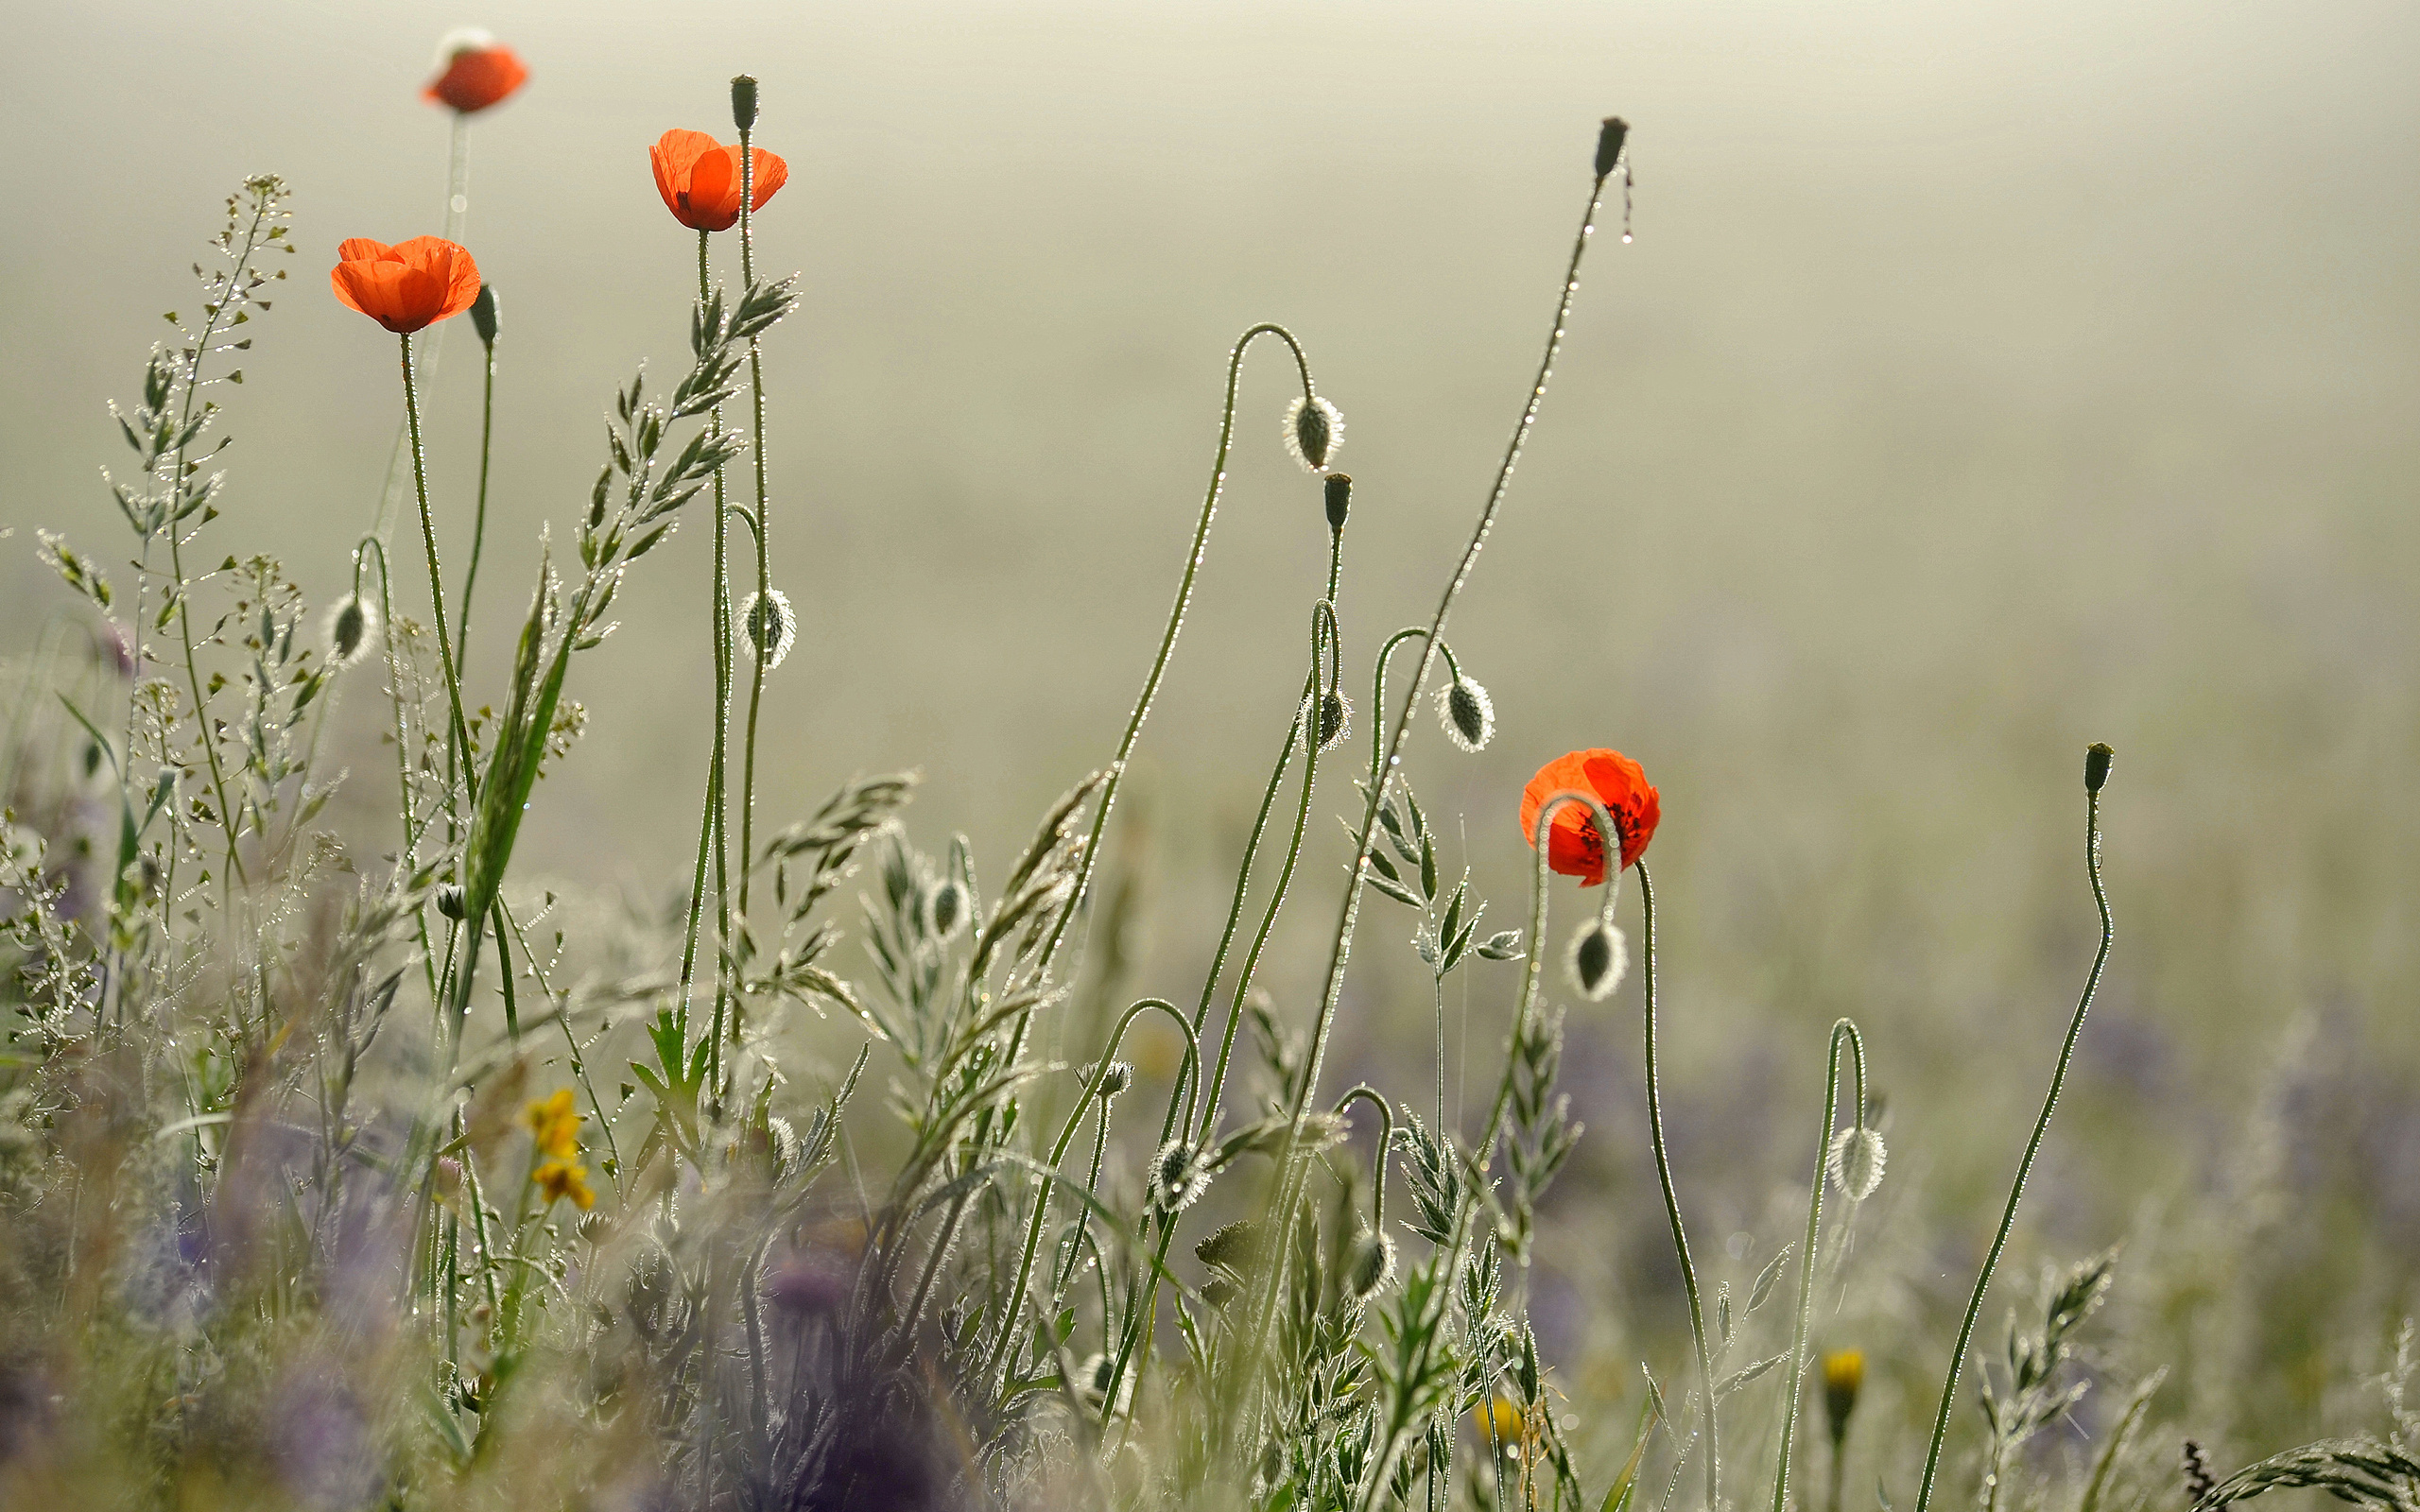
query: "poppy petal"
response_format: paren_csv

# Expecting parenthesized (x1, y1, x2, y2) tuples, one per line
(336, 237, 394, 264)
(686, 148, 742, 231)
(746, 147, 789, 211)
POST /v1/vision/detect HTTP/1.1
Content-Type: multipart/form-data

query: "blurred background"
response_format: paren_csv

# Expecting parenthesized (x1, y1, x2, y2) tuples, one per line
(4, 0, 2414, 1459)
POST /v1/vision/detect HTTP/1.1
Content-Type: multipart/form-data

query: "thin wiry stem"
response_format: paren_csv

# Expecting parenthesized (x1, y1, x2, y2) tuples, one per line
(1914, 781, 2114, 1512)
(397, 334, 475, 802)
(457, 323, 497, 671)
(1773, 1019, 1869, 1512)
(735, 107, 774, 954)
(1249, 151, 1617, 1393)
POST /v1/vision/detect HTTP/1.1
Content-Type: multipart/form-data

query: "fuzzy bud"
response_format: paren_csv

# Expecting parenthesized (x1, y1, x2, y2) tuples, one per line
(740, 589, 797, 670)
(1596, 116, 1630, 179)
(1565, 919, 1628, 1001)
(1324, 472, 1352, 532)
(2084, 741, 2114, 794)
(324, 594, 378, 668)
(1824, 1125, 1886, 1201)
(1283, 394, 1343, 473)
(470, 284, 500, 348)
(731, 76, 760, 134)
(923, 877, 969, 941)
(1147, 1140, 1212, 1214)
(435, 884, 468, 920)
(1345, 1228, 1396, 1301)
(1312, 690, 1352, 753)
(1094, 1059, 1133, 1099)
(1437, 676, 1495, 753)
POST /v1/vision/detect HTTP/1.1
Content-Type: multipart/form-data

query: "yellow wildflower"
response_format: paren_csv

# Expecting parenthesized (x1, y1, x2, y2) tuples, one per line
(534, 1158, 596, 1211)
(523, 1088, 582, 1160)
(1474, 1396, 1527, 1451)
(1823, 1349, 1865, 1436)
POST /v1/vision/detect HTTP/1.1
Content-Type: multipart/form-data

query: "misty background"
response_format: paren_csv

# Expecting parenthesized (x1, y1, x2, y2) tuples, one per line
(4, 0, 2415, 1413)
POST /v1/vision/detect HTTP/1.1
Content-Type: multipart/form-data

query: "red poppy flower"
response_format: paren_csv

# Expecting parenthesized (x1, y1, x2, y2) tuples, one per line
(330, 237, 482, 335)
(650, 129, 790, 232)
(424, 32, 527, 113)
(1520, 748, 1661, 885)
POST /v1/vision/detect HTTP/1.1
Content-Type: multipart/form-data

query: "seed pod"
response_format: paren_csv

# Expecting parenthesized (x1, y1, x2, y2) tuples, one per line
(2085, 741, 2115, 793)
(739, 588, 797, 669)
(731, 75, 760, 134)
(1437, 676, 1495, 752)
(1283, 394, 1343, 473)
(1596, 116, 1631, 179)
(436, 883, 468, 920)
(323, 594, 378, 668)
(1824, 1126, 1886, 1200)
(1565, 919, 1628, 1001)
(1324, 472, 1353, 532)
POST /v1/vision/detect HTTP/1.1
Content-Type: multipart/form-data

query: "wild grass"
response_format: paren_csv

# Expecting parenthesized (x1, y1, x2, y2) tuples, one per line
(0, 65, 2412, 1512)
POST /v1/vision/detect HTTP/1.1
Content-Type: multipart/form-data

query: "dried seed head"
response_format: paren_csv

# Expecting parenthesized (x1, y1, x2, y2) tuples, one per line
(1345, 1228, 1396, 1300)
(2085, 741, 2115, 794)
(731, 75, 760, 134)
(1822, 1349, 1864, 1435)
(1324, 472, 1353, 532)
(923, 877, 970, 941)
(436, 883, 468, 920)
(1596, 116, 1631, 179)
(1283, 394, 1343, 473)
(739, 588, 797, 669)
(1565, 919, 1628, 1001)
(1437, 676, 1495, 752)
(1148, 1140, 1212, 1214)
(1824, 1126, 1887, 1201)
(470, 284, 500, 348)
(1304, 689, 1352, 753)
(324, 594, 378, 668)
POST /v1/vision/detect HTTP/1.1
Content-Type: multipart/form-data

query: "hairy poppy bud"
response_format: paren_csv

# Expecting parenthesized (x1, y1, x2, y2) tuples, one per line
(1823, 1349, 1864, 1439)
(740, 589, 797, 670)
(1284, 394, 1343, 473)
(1345, 1228, 1395, 1301)
(1147, 1140, 1212, 1214)
(1324, 472, 1353, 532)
(470, 284, 500, 349)
(436, 883, 468, 920)
(1824, 1125, 1886, 1200)
(1437, 676, 1495, 753)
(1307, 689, 1352, 753)
(1092, 1059, 1133, 1099)
(2084, 741, 2114, 793)
(1596, 116, 1630, 179)
(923, 876, 969, 941)
(324, 594, 378, 668)
(731, 75, 760, 134)
(1566, 919, 1628, 1001)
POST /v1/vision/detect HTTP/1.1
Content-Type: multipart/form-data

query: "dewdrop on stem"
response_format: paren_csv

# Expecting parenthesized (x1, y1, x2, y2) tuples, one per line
(739, 588, 796, 669)
(1284, 394, 1343, 473)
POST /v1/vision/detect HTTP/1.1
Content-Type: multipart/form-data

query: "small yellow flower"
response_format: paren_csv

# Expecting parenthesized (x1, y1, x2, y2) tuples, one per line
(1474, 1396, 1527, 1451)
(534, 1158, 596, 1211)
(1823, 1349, 1865, 1436)
(523, 1088, 582, 1160)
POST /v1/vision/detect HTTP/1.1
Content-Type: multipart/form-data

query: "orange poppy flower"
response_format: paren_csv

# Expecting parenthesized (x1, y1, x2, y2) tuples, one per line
(330, 237, 482, 335)
(424, 31, 527, 113)
(1520, 748, 1661, 885)
(650, 129, 789, 232)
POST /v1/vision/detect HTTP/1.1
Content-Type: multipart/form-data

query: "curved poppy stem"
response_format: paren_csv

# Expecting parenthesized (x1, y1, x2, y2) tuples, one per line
(1913, 781, 2112, 1512)
(1332, 1084, 1393, 1233)
(1772, 1019, 1869, 1512)
(1246, 151, 1617, 1418)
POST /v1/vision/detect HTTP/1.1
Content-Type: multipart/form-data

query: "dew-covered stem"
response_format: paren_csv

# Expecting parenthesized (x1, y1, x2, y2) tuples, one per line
(1773, 1019, 1869, 1512)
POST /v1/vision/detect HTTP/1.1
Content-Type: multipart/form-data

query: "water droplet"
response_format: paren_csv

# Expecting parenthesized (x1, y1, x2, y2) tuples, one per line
(450, 195, 469, 215)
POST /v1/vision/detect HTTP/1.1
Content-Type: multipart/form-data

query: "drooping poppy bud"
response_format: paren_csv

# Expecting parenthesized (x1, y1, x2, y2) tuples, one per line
(1284, 394, 1343, 473)
(1345, 1229, 1396, 1301)
(1147, 1140, 1212, 1214)
(1306, 689, 1352, 753)
(324, 594, 378, 668)
(436, 883, 468, 920)
(1437, 675, 1495, 753)
(424, 30, 528, 114)
(739, 589, 797, 669)
(1825, 1126, 1886, 1201)
(1565, 919, 1628, 1001)
(650, 129, 790, 233)
(330, 237, 482, 335)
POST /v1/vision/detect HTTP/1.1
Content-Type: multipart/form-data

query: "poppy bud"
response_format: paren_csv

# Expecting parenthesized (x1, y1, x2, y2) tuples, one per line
(1147, 1140, 1212, 1214)
(470, 284, 500, 349)
(436, 884, 468, 920)
(2084, 742, 2114, 794)
(1822, 1349, 1864, 1439)
(1595, 116, 1630, 179)
(923, 876, 969, 941)
(1306, 689, 1352, 753)
(1345, 1228, 1395, 1301)
(1094, 1059, 1133, 1099)
(731, 75, 759, 134)
(324, 594, 378, 668)
(1284, 394, 1343, 473)
(1824, 1125, 1886, 1201)
(740, 588, 797, 670)
(1565, 919, 1628, 1001)
(576, 1211, 611, 1245)
(1437, 676, 1495, 753)
(1324, 472, 1353, 533)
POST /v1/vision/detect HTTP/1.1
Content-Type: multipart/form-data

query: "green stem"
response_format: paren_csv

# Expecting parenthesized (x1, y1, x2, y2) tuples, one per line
(1772, 1020, 1868, 1512)
(735, 117, 774, 965)
(396, 333, 475, 804)
(1637, 863, 1721, 1512)
(458, 331, 496, 671)
(1912, 785, 2112, 1512)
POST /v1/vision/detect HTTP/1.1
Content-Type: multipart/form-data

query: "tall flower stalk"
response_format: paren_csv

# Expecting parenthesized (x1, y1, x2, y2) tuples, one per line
(1912, 745, 2118, 1512)
(1772, 1021, 1874, 1512)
